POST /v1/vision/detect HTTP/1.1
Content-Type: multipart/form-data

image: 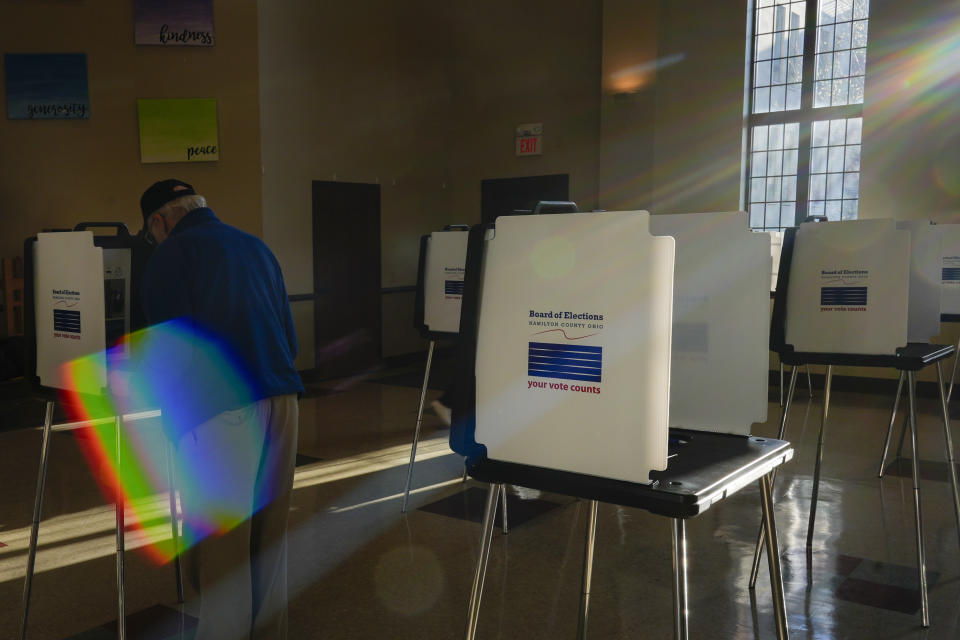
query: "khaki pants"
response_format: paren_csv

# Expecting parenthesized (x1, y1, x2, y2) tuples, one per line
(176, 394, 299, 640)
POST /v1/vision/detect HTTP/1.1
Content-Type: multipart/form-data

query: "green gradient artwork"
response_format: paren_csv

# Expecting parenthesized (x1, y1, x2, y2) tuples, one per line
(137, 98, 218, 163)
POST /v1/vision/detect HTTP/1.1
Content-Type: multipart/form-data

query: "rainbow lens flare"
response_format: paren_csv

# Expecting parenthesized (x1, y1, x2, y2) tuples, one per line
(59, 318, 263, 564)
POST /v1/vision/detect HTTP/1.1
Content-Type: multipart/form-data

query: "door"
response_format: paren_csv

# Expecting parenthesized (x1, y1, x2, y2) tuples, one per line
(312, 181, 381, 378)
(480, 174, 570, 225)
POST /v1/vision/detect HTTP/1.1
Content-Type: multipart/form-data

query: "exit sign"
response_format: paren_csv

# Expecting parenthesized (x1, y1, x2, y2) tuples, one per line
(515, 122, 543, 156)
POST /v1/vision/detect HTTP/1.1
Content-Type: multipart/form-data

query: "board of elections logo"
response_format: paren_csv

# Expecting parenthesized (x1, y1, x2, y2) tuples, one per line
(53, 309, 81, 333)
(444, 280, 464, 295)
(528, 341, 602, 383)
(820, 286, 867, 306)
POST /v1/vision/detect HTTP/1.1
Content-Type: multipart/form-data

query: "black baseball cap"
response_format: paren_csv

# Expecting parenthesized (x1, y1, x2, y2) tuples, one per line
(140, 179, 197, 220)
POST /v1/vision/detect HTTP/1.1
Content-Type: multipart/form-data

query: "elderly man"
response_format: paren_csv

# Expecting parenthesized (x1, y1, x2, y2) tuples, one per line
(140, 179, 303, 640)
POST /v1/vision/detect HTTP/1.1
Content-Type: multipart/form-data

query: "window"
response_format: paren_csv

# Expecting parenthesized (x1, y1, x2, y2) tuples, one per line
(745, 0, 871, 231)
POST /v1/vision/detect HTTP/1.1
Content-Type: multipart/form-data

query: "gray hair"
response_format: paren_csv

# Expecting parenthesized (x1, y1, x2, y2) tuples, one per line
(156, 194, 206, 219)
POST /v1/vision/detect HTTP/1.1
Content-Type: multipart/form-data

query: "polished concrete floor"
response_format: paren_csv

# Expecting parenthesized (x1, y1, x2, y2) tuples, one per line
(2, 370, 960, 639)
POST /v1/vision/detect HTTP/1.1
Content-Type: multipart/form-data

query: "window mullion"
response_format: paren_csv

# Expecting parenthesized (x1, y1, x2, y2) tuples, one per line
(794, 0, 820, 225)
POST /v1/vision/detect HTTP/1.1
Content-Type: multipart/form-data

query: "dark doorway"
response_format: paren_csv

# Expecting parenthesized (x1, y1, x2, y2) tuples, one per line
(312, 181, 381, 378)
(480, 174, 570, 225)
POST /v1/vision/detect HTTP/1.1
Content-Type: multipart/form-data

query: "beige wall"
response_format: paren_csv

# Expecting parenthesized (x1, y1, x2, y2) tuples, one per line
(258, 0, 602, 363)
(0, 0, 263, 263)
(859, 0, 960, 223)
(598, 0, 658, 211)
(599, 0, 749, 214)
(650, 0, 748, 214)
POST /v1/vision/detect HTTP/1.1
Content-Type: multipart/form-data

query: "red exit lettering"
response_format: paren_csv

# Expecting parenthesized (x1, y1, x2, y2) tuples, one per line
(516, 135, 542, 156)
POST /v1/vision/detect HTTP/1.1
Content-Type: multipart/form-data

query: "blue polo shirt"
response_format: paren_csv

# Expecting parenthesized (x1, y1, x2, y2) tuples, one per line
(141, 208, 303, 431)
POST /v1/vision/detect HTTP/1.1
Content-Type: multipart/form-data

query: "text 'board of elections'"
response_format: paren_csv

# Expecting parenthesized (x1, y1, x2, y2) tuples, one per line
(785, 219, 909, 355)
(474, 211, 675, 484)
(422, 230, 469, 334)
(34, 232, 107, 394)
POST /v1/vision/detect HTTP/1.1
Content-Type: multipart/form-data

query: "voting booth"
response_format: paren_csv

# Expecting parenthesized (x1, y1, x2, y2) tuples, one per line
(768, 219, 957, 628)
(783, 219, 910, 355)
(414, 226, 470, 338)
(471, 211, 674, 482)
(649, 211, 769, 435)
(938, 224, 960, 403)
(940, 224, 960, 316)
(403, 225, 475, 513)
(453, 211, 791, 639)
(24, 223, 152, 396)
(20, 225, 177, 640)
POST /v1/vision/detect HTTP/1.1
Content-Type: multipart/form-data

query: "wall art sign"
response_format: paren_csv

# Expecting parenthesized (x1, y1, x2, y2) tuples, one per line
(137, 98, 219, 163)
(135, 0, 215, 46)
(5, 53, 90, 120)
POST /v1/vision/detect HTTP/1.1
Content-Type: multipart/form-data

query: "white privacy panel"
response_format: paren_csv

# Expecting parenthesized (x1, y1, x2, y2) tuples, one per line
(896, 220, 941, 343)
(940, 224, 960, 315)
(475, 211, 675, 484)
(785, 219, 909, 355)
(34, 232, 107, 393)
(650, 212, 769, 434)
(423, 230, 469, 334)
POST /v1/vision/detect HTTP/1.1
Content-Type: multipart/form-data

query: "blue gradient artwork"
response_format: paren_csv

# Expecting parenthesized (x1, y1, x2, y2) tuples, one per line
(135, 0, 214, 46)
(5, 54, 90, 120)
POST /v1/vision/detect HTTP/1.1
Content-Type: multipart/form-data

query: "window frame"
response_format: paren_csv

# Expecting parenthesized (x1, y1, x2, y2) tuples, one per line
(741, 0, 867, 230)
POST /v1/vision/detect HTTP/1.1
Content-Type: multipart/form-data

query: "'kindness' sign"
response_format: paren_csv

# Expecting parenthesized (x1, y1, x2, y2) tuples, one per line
(135, 0, 215, 47)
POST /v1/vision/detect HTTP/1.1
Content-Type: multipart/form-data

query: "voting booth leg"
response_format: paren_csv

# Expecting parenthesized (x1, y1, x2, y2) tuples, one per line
(878, 372, 907, 478)
(19, 400, 54, 640)
(760, 474, 790, 640)
(804, 366, 813, 399)
(576, 500, 599, 640)
(779, 364, 784, 407)
(465, 484, 501, 640)
(750, 367, 798, 589)
(499, 485, 509, 535)
(671, 519, 689, 640)
(936, 363, 960, 547)
(114, 416, 127, 640)
(949, 337, 960, 404)
(403, 340, 436, 513)
(906, 372, 930, 627)
(165, 442, 184, 603)
(806, 366, 834, 548)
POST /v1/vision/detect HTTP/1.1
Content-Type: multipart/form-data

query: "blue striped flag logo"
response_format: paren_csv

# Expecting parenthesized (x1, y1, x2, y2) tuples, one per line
(943, 268, 960, 282)
(444, 280, 464, 295)
(820, 286, 867, 306)
(528, 341, 602, 383)
(53, 309, 81, 333)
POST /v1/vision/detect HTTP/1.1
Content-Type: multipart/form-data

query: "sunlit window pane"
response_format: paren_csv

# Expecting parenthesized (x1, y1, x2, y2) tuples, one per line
(748, 123, 799, 231)
(784, 148, 799, 173)
(814, 80, 831, 107)
(825, 199, 842, 221)
(809, 117, 861, 222)
(811, 147, 828, 173)
(752, 1, 805, 115)
(812, 0, 870, 108)
(842, 198, 858, 220)
(846, 117, 862, 144)
(844, 144, 861, 171)
(849, 76, 865, 103)
(766, 203, 782, 228)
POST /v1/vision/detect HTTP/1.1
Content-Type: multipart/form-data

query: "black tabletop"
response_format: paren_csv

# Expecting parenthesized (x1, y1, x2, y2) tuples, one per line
(468, 430, 793, 519)
(779, 343, 953, 370)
